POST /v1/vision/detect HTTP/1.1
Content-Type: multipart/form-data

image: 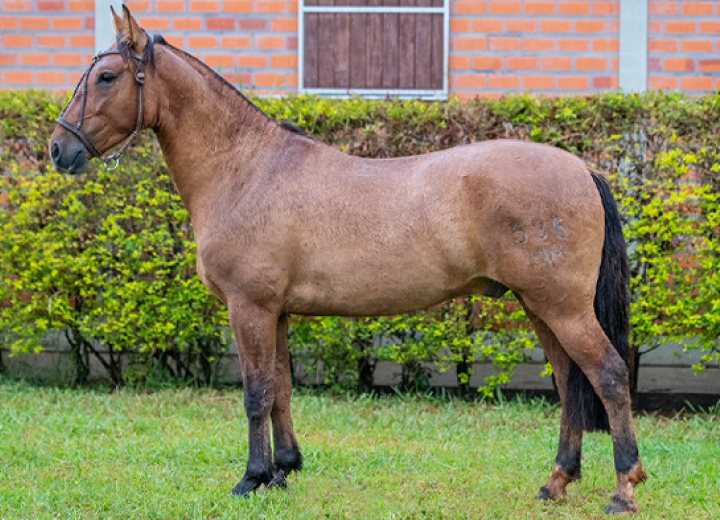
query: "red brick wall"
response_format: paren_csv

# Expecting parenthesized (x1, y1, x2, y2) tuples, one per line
(0, 0, 298, 93)
(450, 0, 621, 97)
(1, 0, 95, 89)
(134, 0, 299, 93)
(0, 0, 718, 96)
(647, 0, 720, 92)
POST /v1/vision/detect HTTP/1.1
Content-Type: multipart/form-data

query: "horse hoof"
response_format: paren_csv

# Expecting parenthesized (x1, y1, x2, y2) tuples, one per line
(231, 468, 288, 497)
(604, 495, 639, 514)
(535, 486, 555, 501)
(231, 475, 267, 497)
(230, 480, 254, 497)
(535, 485, 567, 501)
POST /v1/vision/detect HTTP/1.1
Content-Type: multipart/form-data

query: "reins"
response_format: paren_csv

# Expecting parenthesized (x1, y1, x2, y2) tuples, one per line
(57, 48, 147, 171)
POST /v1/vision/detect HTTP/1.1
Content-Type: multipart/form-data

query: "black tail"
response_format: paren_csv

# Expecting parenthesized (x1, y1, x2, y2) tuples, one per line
(566, 171, 630, 433)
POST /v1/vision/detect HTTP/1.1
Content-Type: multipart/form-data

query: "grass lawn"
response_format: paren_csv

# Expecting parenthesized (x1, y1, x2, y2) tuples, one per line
(0, 381, 718, 519)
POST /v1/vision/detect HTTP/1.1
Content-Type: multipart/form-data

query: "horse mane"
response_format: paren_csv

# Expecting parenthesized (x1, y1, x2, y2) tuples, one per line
(117, 33, 155, 69)
(134, 33, 309, 139)
(280, 121, 307, 135)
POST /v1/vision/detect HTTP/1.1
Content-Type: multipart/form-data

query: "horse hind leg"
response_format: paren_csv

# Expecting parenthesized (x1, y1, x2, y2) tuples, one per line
(520, 302, 582, 501)
(541, 310, 646, 514)
(270, 314, 303, 487)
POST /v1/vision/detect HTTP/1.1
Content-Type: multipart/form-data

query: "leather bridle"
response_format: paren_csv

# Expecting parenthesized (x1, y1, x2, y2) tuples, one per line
(57, 49, 147, 171)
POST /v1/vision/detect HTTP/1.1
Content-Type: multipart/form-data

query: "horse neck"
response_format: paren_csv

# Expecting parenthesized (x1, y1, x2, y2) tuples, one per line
(151, 45, 288, 219)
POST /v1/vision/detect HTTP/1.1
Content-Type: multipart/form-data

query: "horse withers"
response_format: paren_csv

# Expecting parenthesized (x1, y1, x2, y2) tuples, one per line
(49, 7, 646, 514)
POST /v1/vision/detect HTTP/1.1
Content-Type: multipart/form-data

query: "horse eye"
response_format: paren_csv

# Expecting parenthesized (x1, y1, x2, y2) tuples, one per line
(98, 72, 116, 84)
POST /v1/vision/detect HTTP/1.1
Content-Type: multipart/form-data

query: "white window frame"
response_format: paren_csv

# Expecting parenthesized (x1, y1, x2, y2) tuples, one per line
(298, 1, 450, 100)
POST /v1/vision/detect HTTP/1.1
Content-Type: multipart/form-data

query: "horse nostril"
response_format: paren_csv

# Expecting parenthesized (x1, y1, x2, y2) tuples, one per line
(51, 141, 60, 161)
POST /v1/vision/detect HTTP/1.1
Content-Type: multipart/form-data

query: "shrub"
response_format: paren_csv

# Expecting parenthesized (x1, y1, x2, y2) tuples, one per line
(0, 132, 228, 386)
(620, 149, 719, 375)
(1, 90, 718, 393)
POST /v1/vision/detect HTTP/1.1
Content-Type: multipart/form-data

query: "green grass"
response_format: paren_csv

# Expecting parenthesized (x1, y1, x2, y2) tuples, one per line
(0, 382, 718, 519)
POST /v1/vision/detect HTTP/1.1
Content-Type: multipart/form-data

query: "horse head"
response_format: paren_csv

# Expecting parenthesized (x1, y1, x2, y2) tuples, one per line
(50, 6, 152, 174)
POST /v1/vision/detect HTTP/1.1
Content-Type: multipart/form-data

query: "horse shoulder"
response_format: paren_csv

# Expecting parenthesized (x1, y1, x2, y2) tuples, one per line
(194, 219, 293, 309)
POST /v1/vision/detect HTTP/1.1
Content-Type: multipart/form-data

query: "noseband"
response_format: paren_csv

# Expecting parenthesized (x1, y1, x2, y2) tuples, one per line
(57, 49, 147, 171)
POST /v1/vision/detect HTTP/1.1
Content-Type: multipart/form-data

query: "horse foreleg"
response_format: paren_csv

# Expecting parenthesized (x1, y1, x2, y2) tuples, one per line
(229, 299, 278, 496)
(521, 304, 582, 501)
(550, 315, 646, 514)
(270, 314, 303, 486)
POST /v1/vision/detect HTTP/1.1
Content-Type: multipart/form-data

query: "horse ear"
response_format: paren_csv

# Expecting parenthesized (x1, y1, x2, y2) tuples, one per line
(120, 4, 148, 55)
(110, 5, 123, 39)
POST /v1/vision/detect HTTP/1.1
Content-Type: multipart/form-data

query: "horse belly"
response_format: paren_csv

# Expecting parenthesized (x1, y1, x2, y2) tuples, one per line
(286, 280, 449, 316)
(284, 244, 486, 316)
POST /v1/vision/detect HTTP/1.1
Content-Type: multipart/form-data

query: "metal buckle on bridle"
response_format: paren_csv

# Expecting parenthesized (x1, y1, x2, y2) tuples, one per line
(104, 152, 121, 171)
(57, 46, 147, 171)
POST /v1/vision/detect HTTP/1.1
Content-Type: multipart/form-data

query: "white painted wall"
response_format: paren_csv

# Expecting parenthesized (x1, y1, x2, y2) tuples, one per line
(619, 0, 648, 92)
(94, 0, 124, 53)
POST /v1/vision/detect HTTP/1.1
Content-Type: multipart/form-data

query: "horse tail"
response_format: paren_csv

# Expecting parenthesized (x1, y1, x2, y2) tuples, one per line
(566, 169, 630, 433)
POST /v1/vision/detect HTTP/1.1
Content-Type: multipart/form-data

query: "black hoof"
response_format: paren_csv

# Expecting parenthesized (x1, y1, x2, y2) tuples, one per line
(604, 495, 639, 514)
(231, 471, 272, 497)
(535, 485, 568, 502)
(535, 486, 555, 501)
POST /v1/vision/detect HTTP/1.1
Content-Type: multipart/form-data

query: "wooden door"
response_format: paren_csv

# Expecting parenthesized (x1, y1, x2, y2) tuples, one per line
(301, 0, 447, 98)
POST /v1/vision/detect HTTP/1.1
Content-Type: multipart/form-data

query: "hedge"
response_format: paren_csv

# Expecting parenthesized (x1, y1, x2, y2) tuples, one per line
(1, 90, 718, 394)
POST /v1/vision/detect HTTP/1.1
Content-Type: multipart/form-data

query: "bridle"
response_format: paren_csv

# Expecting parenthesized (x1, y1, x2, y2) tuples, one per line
(57, 48, 147, 171)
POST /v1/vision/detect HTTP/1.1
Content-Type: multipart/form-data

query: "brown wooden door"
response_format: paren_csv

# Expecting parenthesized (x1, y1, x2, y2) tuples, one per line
(302, 0, 446, 97)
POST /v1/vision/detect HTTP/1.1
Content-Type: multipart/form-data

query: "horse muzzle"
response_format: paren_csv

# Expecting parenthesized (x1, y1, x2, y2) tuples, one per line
(50, 134, 90, 174)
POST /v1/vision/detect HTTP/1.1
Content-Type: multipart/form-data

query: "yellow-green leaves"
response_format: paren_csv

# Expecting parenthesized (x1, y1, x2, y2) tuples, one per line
(0, 105, 227, 385)
(1, 88, 718, 388)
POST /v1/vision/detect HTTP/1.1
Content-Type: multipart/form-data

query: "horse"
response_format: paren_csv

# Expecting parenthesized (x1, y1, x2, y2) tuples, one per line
(49, 6, 646, 514)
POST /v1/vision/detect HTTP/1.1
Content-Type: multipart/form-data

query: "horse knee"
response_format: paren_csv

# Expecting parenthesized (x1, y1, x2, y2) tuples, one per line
(244, 381, 274, 422)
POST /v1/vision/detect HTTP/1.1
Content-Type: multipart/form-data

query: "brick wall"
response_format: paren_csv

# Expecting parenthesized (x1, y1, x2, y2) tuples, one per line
(647, 0, 720, 92)
(132, 0, 299, 93)
(0, 0, 299, 93)
(450, 0, 621, 97)
(0, 0, 718, 96)
(1, 0, 95, 89)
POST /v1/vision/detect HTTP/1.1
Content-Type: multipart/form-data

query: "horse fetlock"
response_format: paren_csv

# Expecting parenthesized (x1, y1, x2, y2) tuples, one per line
(274, 446, 303, 474)
(616, 462, 647, 497)
(535, 465, 578, 501)
(604, 462, 646, 514)
(624, 461, 647, 486)
(555, 449, 582, 480)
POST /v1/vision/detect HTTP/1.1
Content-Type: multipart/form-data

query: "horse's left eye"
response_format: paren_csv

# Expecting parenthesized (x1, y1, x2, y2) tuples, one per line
(98, 72, 116, 84)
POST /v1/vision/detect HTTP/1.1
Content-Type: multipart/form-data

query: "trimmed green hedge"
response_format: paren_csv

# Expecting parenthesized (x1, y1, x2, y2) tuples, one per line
(1, 90, 718, 393)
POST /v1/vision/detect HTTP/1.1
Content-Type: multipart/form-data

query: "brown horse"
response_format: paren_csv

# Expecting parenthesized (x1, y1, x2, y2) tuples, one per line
(50, 7, 646, 514)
